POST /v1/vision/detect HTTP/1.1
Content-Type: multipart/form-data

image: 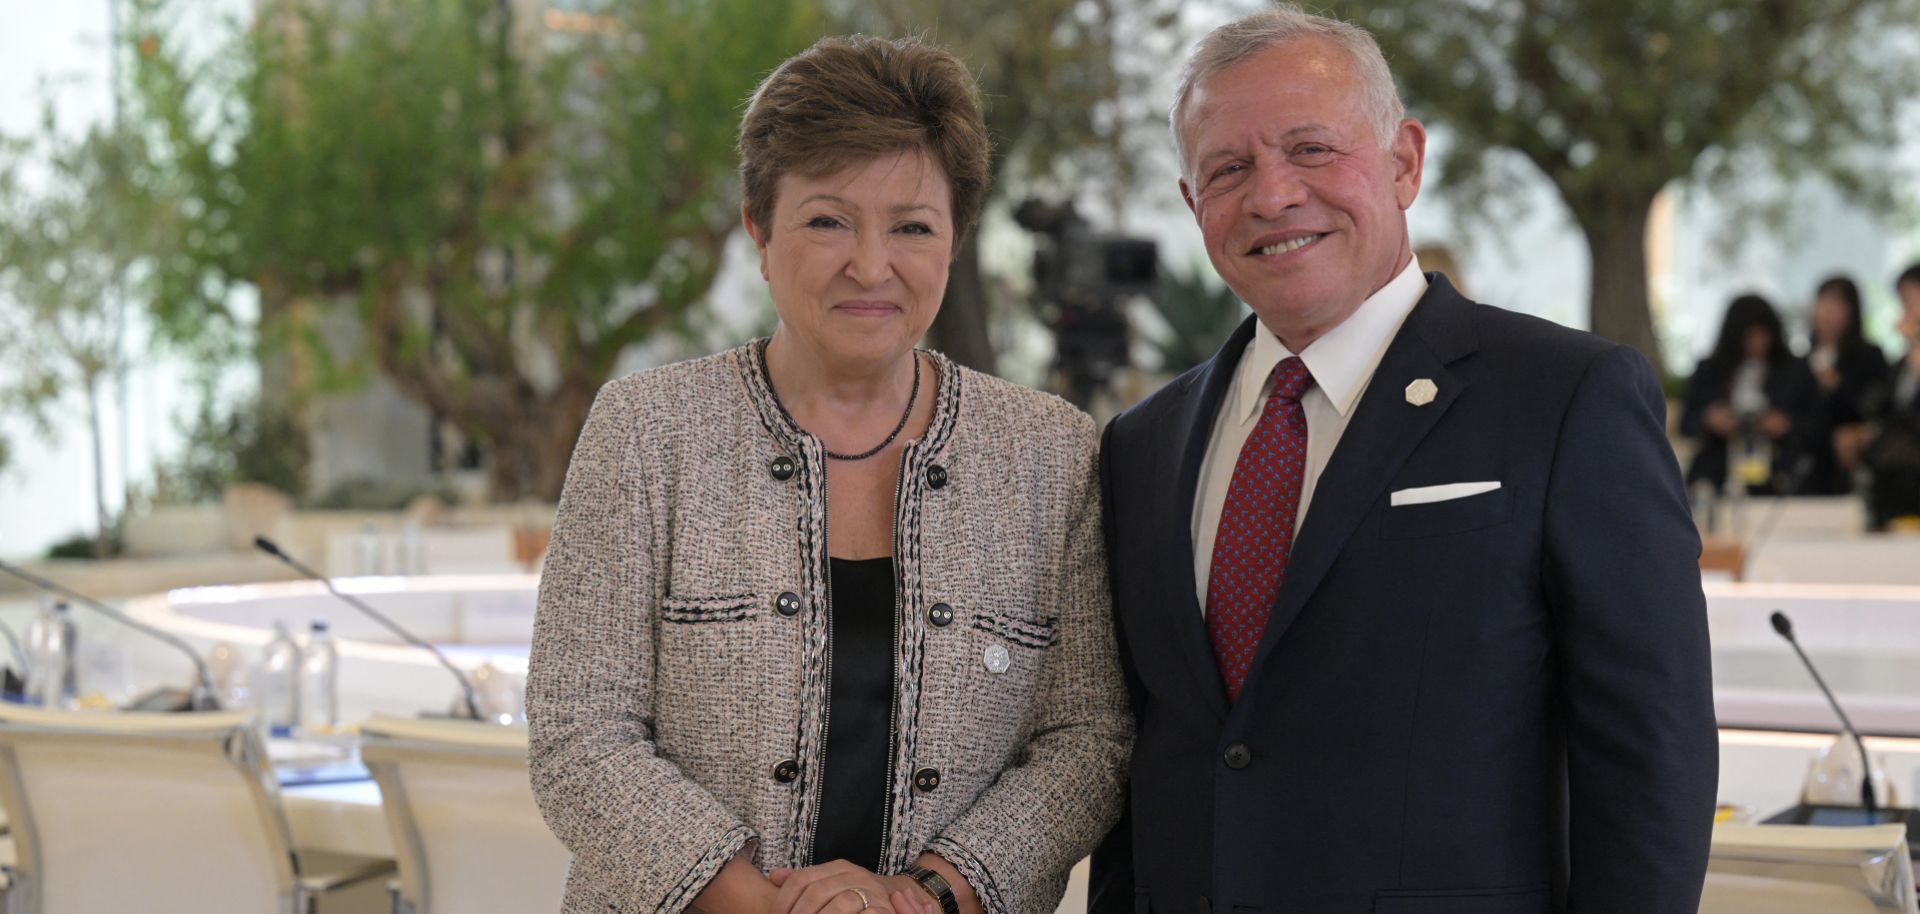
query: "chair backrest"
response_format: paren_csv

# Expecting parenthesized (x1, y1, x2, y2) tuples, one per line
(360, 715, 569, 914)
(0, 705, 297, 914)
(1701, 822, 1916, 914)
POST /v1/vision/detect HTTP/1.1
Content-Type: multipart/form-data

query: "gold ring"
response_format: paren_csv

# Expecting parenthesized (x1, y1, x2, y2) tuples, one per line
(842, 887, 871, 910)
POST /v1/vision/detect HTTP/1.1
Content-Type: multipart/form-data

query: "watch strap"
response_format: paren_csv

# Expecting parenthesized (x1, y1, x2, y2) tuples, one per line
(901, 863, 960, 914)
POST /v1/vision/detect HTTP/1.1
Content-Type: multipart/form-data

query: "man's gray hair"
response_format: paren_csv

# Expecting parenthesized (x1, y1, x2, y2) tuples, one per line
(1170, 5, 1405, 176)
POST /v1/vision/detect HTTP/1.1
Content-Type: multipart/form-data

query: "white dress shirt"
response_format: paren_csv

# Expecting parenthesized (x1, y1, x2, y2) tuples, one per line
(1192, 257, 1428, 613)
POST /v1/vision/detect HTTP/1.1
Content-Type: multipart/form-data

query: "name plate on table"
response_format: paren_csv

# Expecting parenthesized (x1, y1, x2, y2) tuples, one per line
(1763, 804, 1920, 861)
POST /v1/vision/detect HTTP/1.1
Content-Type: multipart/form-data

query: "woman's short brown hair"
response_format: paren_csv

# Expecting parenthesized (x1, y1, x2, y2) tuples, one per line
(738, 35, 990, 246)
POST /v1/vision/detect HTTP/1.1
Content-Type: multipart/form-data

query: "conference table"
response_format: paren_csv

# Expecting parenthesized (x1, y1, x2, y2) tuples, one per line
(270, 726, 1920, 863)
(21, 534, 1920, 863)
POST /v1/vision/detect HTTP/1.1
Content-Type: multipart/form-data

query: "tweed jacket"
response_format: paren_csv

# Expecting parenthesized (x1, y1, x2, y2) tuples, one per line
(528, 341, 1133, 914)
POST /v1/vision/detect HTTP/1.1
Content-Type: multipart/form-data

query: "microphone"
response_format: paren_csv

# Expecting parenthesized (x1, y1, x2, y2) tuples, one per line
(0, 560, 220, 711)
(1770, 610, 1878, 820)
(253, 536, 483, 721)
(1742, 453, 1817, 571)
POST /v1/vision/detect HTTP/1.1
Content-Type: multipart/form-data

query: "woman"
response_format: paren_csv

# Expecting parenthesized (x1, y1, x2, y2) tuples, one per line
(1802, 276, 1891, 494)
(1680, 294, 1815, 495)
(526, 36, 1131, 914)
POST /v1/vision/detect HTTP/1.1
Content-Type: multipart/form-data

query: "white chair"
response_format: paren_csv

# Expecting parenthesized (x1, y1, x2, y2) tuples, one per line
(359, 715, 569, 914)
(1701, 822, 1916, 914)
(0, 705, 393, 914)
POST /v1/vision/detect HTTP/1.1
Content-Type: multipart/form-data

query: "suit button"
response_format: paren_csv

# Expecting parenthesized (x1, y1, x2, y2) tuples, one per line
(1223, 744, 1252, 769)
(926, 464, 949, 489)
(928, 603, 954, 627)
(772, 759, 800, 783)
(770, 456, 796, 481)
(912, 767, 942, 792)
(775, 592, 802, 617)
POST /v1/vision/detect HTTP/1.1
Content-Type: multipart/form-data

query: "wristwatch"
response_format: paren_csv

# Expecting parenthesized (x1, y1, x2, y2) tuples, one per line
(901, 863, 961, 914)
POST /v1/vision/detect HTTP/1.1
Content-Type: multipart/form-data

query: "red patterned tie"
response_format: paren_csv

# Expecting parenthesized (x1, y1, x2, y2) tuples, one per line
(1206, 356, 1314, 702)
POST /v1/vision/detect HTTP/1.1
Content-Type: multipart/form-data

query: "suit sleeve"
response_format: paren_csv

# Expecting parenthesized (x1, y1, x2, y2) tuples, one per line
(929, 413, 1136, 914)
(526, 383, 756, 914)
(1542, 345, 1718, 913)
(1089, 418, 1146, 914)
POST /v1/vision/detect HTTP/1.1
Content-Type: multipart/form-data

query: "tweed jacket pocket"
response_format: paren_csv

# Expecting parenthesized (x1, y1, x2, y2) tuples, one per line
(661, 593, 759, 623)
(940, 608, 1059, 784)
(970, 608, 1058, 649)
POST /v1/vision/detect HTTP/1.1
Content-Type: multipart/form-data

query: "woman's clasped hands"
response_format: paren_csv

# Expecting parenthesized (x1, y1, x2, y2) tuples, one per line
(766, 860, 938, 914)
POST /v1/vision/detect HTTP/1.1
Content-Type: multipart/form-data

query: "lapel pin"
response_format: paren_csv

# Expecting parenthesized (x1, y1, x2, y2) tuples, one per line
(1405, 378, 1438, 407)
(983, 644, 1011, 675)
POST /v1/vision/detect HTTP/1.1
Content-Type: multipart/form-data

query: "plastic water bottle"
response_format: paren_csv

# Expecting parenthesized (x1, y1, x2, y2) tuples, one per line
(356, 522, 383, 575)
(255, 620, 303, 737)
(298, 619, 339, 735)
(23, 600, 79, 708)
(400, 521, 425, 574)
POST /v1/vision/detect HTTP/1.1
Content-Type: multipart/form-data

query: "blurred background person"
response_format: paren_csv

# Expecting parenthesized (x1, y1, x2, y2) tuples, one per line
(1801, 276, 1889, 495)
(1854, 265, 1920, 527)
(1681, 294, 1816, 496)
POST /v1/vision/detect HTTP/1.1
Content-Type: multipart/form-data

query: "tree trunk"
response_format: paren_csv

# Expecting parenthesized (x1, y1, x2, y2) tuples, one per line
(929, 232, 998, 374)
(483, 381, 597, 502)
(1580, 191, 1667, 376)
(84, 372, 110, 558)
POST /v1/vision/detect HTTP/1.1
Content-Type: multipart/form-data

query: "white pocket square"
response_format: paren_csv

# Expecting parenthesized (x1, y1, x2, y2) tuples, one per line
(1390, 481, 1502, 507)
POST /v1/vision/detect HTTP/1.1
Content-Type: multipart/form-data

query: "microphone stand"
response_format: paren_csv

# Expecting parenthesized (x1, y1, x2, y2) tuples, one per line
(0, 560, 220, 711)
(1743, 455, 1816, 577)
(0, 618, 26, 673)
(1771, 611, 1877, 821)
(252, 537, 484, 721)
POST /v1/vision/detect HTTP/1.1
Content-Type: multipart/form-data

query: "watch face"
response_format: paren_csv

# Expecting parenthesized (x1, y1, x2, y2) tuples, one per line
(906, 866, 956, 914)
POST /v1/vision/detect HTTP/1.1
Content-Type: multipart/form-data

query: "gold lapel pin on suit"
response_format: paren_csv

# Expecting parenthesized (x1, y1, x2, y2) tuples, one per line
(1405, 378, 1438, 406)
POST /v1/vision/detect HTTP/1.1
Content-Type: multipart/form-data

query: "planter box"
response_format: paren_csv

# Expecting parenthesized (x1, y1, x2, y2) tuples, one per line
(123, 505, 228, 557)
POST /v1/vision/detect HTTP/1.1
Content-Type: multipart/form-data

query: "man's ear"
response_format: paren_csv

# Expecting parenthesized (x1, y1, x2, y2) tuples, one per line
(1392, 118, 1427, 210)
(741, 202, 770, 281)
(1179, 177, 1198, 218)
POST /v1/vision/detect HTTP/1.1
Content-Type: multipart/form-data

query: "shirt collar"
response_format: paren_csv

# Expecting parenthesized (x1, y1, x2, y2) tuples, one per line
(1233, 256, 1428, 424)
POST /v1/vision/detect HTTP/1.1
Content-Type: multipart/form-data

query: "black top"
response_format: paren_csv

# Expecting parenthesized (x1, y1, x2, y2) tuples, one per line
(1678, 354, 1817, 493)
(1804, 341, 1891, 495)
(812, 556, 897, 868)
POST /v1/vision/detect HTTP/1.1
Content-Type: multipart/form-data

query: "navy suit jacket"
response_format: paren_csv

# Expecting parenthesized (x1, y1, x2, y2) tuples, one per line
(1090, 276, 1718, 914)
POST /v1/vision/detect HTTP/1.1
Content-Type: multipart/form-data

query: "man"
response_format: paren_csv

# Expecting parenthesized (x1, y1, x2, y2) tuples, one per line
(1091, 7, 1718, 913)
(1861, 264, 1920, 526)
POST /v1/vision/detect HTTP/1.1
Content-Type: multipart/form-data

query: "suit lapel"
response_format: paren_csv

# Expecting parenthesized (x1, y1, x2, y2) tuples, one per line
(1147, 315, 1259, 722)
(1239, 278, 1481, 689)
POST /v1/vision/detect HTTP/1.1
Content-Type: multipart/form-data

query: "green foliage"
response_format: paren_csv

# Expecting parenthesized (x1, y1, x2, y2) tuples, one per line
(310, 477, 461, 512)
(151, 394, 312, 505)
(128, 0, 825, 498)
(0, 114, 135, 431)
(1330, 0, 1919, 219)
(839, 0, 1176, 193)
(1321, 0, 1920, 366)
(1143, 262, 1247, 376)
(0, 105, 172, 549)
(45, 530, 124, 561)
